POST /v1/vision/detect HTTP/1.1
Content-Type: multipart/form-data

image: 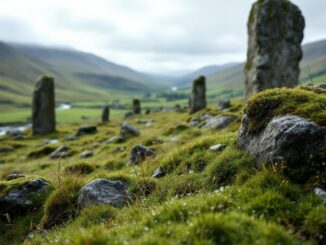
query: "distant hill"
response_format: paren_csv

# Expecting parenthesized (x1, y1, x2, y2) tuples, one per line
(204, 39, 326, 99)
(0, 42, 161, 110)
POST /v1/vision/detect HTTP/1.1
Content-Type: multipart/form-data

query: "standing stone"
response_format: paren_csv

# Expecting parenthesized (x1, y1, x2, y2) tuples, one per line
(244, 0, 305, 101)
(102, 106, 110, 122)
(32, 75, 56, 135)
(132, 99, 141, 114)
(189, 76, 206, 113)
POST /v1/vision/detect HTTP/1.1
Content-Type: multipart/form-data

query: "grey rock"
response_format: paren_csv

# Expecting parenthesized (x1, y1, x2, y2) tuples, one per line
(238, 115, 326, 173)
(81, 151, 93, 158)
(0, 178, 50, 215)
(76, 126, 97, 136)
(103, 136, 125, 144)
(49, 145, 71, 159)
(120, 122, 140, 137)
(0, 146, 15, 154)
(218, 99, 231, 110)
(77, 178, 130, 209)
(189, 76, 206, 113)
(102, 106, 110, 122)
(4, 174, 26, 181)
(244, 0, 305, 101)
(189, 119, 200, 127)
(314, 188, 326, 202)
(316, 84, 326, 89)
(130, 145, 156, 164)
(132, 99, 141, 114)
(32, 76, 56, 135)
(152, 167, 165, 178)
(209, 144, 227, 153)
(203, 116, 235, 129)
(66, 135, 77, 141)
(6, 129, 24, 139)
(124, 112, 134, 118)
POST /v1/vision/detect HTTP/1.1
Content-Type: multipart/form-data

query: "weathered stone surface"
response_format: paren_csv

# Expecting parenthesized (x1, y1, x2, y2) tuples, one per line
(102, 106, 110, 122)
(130, 145, 156, 164)
(209, 144, 227, 153)
(6, 129, 24, 139)
(120, 122, 140, 138)
(316, 84, 326, 89)
(314, 188, 326, 202)
(32, 75, 56, 135)
(77, 178, 130, 209)
(49, 145, 71, 159)
(238, 115, 326, 178)
(81, 151, 93, 158)
(0, 178, 50, 216)
(4, 174, 26, 181)
(152, 167, 165, 178)
(189, 76, 206, 113)
(218, 99, 231, 110)
(244, 0, 305, 101)
(132, 99, 141, 114)
(76, 126, 97, 136)
(203, 116, 235, 129)
(103, 135, 125, 144)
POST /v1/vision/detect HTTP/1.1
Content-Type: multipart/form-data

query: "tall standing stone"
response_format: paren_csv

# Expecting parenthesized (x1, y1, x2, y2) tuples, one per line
(32, 75, 56, 135)
(244, 0, 305, 101)
(132, 99, 141, 114)
(102, 106, 110, 122)
(190, 76, 206, 113)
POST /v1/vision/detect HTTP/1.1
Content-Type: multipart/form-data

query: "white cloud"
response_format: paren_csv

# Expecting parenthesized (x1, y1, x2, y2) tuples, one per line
(0, 0, 325, 73)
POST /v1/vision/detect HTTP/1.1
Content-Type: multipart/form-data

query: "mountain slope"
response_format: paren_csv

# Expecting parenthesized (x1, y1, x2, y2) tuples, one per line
(0, 42, 160, 110)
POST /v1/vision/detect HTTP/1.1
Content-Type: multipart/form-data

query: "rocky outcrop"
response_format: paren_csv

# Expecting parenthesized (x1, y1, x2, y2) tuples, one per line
(0, 179, 51, 216)
(32, 75, 56, 135)
(49, 146, 71, 159)
(203, 116, 235, 130)
(120, 122, 140, 138)
(77, 179, 130, 209)
(189, 76, 206, 113)
(244, 0, 305, 101)
(76, 126, 97, 136)
(130, 145, 156, 164)
(238, 115, 326, 180)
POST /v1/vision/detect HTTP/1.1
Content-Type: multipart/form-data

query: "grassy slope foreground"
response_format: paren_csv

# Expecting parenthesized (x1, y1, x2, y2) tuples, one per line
(0, 87, 325, 244)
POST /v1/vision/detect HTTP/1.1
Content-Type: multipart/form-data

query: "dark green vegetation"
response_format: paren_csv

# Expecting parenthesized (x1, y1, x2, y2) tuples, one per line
(0, 87, 325, 244)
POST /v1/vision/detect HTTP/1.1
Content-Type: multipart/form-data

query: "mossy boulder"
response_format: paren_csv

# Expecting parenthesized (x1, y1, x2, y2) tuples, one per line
(238, 87, 326, 184)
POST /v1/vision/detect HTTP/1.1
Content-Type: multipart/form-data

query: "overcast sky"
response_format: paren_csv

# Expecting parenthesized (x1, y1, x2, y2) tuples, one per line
(0, 0, 325, 73)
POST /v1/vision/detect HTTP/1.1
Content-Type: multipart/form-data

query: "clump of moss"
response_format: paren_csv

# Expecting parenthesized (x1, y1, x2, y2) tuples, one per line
(304, 205, 326, 243)
(245, 87, 326, 133)
(64, 163, 95, 175)
(76, 204, 116, 227)
(40, 177, 84, 229)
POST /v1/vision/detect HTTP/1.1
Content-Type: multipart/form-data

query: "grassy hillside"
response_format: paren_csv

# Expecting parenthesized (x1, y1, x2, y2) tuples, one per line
(0, 86, 325, 244)
(206, 39, 326, 99)
(0, 42, 163, 111)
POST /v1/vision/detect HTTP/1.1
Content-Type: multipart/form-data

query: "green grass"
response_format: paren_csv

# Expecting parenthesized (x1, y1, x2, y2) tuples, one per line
(0, 87, 325, 244)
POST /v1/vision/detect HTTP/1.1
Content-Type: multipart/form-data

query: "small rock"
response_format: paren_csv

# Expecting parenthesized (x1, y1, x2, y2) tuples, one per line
(218, 99, 231, 110)
(0, 178, 51, 216)
(120, 122, 140, 138)
(81, 151, 93, 158)
(0, 146, 15, 154)
(203, 116, 235, 129)
(4, 174, 26, 181)
(124, 112, 134, 118)
(76, 126, 97, 136)
(314, 188, 326, 202)
(152, 167, 165, 178)
(316, 84, 326, 89)
(209, 144, 226, 153)
(44, 139, 60, 145)
(66, 135, 77, 141)
(130, 145, 156, 164)
(49, 145, 70, 159)
(189, 119, 200, 127)
(77, 178, 130, 209)
(201, 114, 213, 121)
(103, 136, 125, 144)
(6, 130, 24, 139)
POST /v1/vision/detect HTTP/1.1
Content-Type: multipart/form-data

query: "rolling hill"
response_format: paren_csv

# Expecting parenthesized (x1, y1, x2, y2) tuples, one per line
(0, 42, 161, 110)
(204, 39, 326, 99)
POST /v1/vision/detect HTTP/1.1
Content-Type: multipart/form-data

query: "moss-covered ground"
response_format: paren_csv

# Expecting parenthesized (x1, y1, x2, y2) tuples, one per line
(0, 86, 325, 244)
